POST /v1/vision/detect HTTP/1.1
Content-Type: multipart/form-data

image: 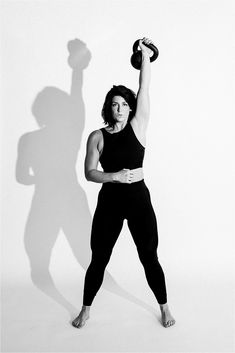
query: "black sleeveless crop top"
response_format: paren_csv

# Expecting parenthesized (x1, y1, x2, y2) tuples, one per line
(99, 122, 145, 173)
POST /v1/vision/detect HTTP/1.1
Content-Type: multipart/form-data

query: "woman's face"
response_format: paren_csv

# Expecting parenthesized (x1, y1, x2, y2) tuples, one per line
(111, 96, 131, 122)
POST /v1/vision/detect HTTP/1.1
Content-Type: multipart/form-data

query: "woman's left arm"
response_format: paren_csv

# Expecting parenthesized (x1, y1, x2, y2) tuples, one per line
(133, 38, 153, 131)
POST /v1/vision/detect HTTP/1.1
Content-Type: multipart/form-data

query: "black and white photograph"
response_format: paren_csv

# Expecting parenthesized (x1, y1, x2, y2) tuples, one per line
(1, 0, 234, 352)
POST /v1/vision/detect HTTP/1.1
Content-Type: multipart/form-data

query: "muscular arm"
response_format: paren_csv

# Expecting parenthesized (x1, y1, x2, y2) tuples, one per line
(133, 39, 152, 131)
(84, 131, 114, 183)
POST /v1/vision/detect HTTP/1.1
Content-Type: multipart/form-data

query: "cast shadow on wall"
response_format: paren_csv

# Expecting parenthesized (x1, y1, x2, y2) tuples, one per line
(15, 38, 155, 321)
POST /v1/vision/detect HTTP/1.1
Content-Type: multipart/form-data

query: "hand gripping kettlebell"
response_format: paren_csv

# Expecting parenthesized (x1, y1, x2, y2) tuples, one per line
(130, 39, 159, 70)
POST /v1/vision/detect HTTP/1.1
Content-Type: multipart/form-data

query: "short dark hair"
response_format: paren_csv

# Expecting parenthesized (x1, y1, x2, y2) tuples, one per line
(101, 85, 136, 127)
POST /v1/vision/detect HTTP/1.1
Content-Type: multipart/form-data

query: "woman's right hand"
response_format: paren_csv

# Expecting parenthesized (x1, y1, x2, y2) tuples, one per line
(112, 169, 134, 184)
(139, 37, 154, 57)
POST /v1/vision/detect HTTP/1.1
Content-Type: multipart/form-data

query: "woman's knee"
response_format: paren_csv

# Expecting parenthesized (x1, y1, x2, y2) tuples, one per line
(138, 250, 158, 266)
(90, 251, 112, 268)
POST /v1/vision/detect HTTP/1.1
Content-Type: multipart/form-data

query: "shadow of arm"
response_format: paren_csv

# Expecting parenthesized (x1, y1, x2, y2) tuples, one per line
(15, 134, 35, 185)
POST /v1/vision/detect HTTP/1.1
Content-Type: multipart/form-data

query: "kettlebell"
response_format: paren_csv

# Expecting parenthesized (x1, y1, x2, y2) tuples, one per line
(130, 39, 159, 70)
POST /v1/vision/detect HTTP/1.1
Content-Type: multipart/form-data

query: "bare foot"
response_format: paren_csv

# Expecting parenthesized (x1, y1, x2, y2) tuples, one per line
(160, 303, 176, 328)
(72, 306, 90, 329)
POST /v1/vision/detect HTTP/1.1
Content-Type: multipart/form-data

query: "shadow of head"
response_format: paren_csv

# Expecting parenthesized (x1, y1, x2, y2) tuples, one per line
(31, 87, 72, 128)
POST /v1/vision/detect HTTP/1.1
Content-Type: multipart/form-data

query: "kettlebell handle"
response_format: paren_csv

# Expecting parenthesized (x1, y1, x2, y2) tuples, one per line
(132, 39, 159, 62)
(130, 39, 159, 70)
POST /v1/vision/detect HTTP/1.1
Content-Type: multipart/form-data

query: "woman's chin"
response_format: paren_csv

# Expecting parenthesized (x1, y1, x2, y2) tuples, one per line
(115, 116, 127, 122)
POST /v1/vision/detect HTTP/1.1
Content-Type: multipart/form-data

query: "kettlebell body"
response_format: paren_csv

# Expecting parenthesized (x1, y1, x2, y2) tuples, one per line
(130, 39, 159, 70)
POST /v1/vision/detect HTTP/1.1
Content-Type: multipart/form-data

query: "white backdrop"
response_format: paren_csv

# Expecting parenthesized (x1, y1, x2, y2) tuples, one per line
(1, 1, 235, 352)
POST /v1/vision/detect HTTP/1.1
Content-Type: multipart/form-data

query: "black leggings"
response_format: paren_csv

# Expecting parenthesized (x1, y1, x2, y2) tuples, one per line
(83, 180, 167, 306)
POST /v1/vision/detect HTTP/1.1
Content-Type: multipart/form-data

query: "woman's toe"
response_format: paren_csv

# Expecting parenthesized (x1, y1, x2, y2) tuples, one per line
(72, 320, 79, 328)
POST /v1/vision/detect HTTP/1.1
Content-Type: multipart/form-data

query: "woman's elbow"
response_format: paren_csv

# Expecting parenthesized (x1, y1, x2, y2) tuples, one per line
(85, 169, 94, 181)
(85, 170, 90, 181)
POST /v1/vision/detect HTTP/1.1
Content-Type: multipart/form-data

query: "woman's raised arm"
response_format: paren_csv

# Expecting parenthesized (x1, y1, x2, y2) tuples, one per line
(133, 37, 154, 130)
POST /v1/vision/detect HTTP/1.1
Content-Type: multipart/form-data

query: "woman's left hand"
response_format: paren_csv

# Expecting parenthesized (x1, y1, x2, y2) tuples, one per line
(139, 37, 154, 57)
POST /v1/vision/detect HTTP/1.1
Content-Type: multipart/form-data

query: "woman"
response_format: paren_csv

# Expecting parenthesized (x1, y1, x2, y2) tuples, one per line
(72, 37, 175, 329)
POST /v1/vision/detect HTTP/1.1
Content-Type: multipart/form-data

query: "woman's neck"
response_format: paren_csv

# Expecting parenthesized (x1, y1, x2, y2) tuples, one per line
(109, 121, 128, 132)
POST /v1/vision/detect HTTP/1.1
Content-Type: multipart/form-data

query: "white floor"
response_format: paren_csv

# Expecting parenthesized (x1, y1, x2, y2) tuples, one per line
(1, 270, 235, 353)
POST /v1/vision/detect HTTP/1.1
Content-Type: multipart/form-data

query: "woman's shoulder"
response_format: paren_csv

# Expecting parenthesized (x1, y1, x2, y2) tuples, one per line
(88, 129, 103, 139)
(87, 129, 104, 148)
(88, 129, 104, 153)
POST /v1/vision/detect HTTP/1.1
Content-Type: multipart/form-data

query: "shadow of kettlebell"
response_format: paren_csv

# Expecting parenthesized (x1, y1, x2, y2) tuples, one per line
(130, 39, 159, 70)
